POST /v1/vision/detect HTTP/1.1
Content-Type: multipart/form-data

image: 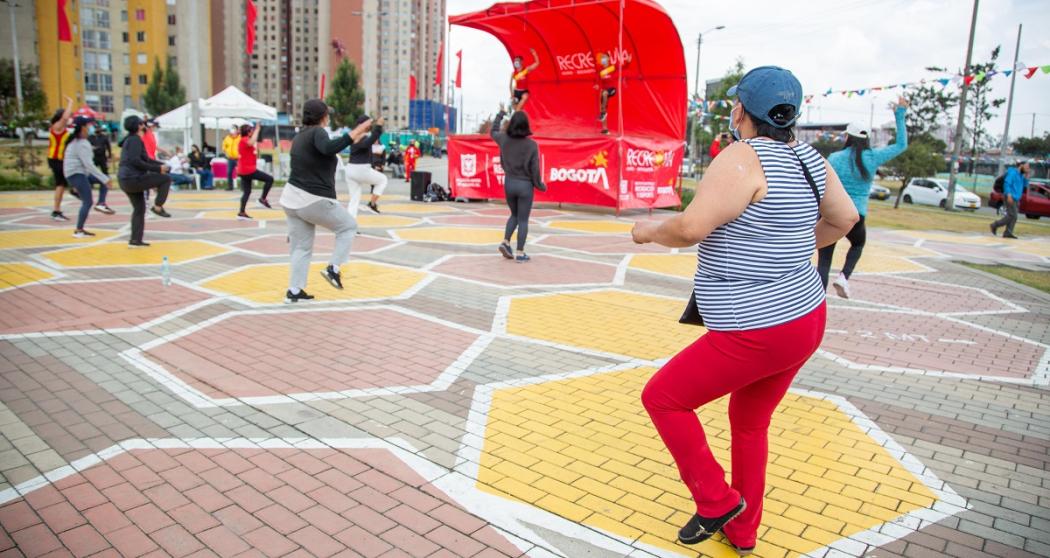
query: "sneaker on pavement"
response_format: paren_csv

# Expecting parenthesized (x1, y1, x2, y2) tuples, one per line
(51, 211, 69, 221)
(259, 198, 272, 209)
(515, 253, 531, 263)
(150, 206, 172, 218)
(1004, 233, 1019, 239)
(367, 201, 380, 214)
(678, 498, 746, 545)
(128, 240, 151, 248)
(990, 223, 999, 236)
(72, 230, 96, 238)
(284, 289, 315, 304)
(498, 242, 514, 259)
(832, 273, 851, 299)
(94, 204, 115, 215)
(237, 212, 252, 221)
(321, 265, 343, 289)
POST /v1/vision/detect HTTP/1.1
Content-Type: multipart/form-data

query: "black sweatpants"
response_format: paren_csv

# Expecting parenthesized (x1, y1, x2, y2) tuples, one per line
(503, 177, 534, 251)
(240, 170, 274, 212)
(817, 215, 866, 288)
(120, 173, 171, 244)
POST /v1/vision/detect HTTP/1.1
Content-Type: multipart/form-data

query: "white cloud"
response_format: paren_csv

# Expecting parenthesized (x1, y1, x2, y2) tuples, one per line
(447, 0, 1050, 137)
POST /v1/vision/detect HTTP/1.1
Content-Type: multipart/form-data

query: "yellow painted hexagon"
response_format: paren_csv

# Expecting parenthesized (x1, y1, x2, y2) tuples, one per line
(479, 367, 938, 557)
(43, 240, 230, 267)
(547, 220, 635, 234)
(896, 230, 1002, 246)
(630, 254, 696, 279)
(1009, 239, 1050, 258)
(0, 229, 121, 249)
(199, 209, 287, 220)
(507, 290, 701, 359)
(357, 215, 421, 228)
(0, 193, 53, 208)
(396, 227, 508, 245)
(200, 261, 427, 304)
(812, 239, 939, 274)
(379, 203, 458, 214)
(0, 263, 54, 288)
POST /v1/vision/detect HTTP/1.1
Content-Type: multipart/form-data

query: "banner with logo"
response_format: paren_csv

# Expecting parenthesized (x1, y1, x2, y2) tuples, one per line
(448, 134, 682, 210)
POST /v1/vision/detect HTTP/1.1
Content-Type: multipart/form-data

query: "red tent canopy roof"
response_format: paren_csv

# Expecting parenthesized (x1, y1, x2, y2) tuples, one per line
(450, 0, 685, 140)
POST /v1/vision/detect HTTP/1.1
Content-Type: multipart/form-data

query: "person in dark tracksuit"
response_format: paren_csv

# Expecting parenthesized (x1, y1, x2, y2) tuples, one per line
(117, 115, 172, 247)
(490, 106, 546, 262)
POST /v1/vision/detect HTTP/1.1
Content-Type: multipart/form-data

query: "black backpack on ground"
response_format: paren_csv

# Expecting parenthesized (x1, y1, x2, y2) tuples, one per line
(423, 183, 450, 202)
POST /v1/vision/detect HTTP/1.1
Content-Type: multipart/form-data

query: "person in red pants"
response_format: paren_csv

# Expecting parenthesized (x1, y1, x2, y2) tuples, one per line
(404, 141, 421, 180)
(630, 66, 859, 555)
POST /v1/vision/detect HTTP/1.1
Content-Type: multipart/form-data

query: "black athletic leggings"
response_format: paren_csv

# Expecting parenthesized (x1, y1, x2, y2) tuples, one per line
(503, 177, 534, 251)
(120, 173, 171, 244)
(817, 215, 866, 288)
(239, 170, 274, 212)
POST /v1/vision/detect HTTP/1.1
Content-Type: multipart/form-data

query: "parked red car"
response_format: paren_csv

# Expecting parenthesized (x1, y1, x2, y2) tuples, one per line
(990, 178, 1050, 219)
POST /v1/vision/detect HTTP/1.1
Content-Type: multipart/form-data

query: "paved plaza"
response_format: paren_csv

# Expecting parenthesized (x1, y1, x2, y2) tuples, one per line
(0, 164, 1048, 558)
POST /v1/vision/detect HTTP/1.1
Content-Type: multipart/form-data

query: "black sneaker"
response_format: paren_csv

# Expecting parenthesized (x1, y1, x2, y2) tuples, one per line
(151, 206, 172, 218)
(284, 289, 315, 304)
(498, 242, 513, 259)
(515, 253, 531, 263)
(1004, 233, 1019, 239)
(367, 201, 380, 214)
(321, 265, 343, 289)
(128, 240, 151, 248)
(259, 198, 272, 209)
(678, 498, 746, 545)
(51, 211, 69, 221)
(990, 223, 999, 236)
(237, 212, 252, 221)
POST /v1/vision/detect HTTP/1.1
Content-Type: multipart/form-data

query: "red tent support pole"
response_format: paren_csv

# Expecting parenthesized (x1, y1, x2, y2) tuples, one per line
(615, 0, 625, 214)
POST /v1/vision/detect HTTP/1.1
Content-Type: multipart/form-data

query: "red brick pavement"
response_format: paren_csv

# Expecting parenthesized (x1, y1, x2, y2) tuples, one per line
(233, 234, 396, 256)
(846, 275, 1018, 314)
(143, 309, 479, 399)
(535, 234, 670, 254)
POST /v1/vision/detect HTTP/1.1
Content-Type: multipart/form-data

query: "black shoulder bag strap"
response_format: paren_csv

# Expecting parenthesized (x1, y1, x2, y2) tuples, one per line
(678, 143, 823, 327)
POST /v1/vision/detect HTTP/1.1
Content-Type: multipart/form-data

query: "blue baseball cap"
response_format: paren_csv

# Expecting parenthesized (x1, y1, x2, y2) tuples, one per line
(726, 66, 803, 128)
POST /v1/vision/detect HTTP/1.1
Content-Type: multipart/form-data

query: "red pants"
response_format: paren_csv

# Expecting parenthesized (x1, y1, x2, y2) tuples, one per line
(405, 158, 417, 176)
(641, 303, 826, 547)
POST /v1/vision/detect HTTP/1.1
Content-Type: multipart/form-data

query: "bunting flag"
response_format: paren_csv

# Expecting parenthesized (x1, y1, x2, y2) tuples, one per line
(56, 0, 72, 42)
(963, 75, 976, 86)
(245, 0, 257, 55)
(454, 50, 463, 89)
(974, 71, 986, 82)
(1025, 67, 1038, 79)
(937, 78, 950, 87)
(435, 41, 444, 86)
(1003, 70, 1012, 77)
(1042, 65, 1050, 74)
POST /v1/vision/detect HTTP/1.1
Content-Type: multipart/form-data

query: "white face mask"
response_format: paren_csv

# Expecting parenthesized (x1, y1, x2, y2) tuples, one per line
(514, 60, 522, 70)
(728, 104, 742, 141)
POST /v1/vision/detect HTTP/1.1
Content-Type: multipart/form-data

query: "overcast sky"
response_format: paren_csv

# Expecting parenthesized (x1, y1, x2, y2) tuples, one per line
(446, 0, 1050, 142)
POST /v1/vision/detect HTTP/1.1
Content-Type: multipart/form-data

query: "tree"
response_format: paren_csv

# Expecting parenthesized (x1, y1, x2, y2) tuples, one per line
(162, 57, 186, 110)
(809, 137, 842, 158)
(1012, 134, 1050, 157)
(692, 59, 744, 168)
(965, 47, 1006, 168)
(0, 59, 48, 127)
(887, 135, 946, 208)
(903, 84, 957, 138)
(142, 58, 185, 116)
(325, 59, 365, 128)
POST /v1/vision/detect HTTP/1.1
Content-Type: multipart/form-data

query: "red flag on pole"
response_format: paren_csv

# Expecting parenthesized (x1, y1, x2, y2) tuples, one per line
(319, 73, 326, 99)
(245, 0, 257, 55)
(454, 50, 463, 89)
(56, 0, 72, 42)
(434, 41, 444, 86)
(409, 75, 417, 100)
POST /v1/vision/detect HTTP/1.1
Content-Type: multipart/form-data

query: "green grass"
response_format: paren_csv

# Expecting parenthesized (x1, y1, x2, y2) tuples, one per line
(959, 263, 1050, 294)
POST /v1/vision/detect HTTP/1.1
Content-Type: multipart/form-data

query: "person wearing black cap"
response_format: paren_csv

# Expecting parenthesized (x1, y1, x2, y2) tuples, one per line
(991, 159, 1029, 239)
(63, 116, 112, 238)
(279, 99, 372, 303)
(236, 122, 274, 218)
(88, 125, 115, 214)
(118, 115, 172, 247)
(631, 66, 859, 554)
(345, 115, 388, 215)
(47, 96, 75, 221)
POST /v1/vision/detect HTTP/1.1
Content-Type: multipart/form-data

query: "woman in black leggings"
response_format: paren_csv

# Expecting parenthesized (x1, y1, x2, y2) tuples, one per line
(117, 116, 172, 247)
(490, 106, 545, 262)
(236, 123, 274, 219)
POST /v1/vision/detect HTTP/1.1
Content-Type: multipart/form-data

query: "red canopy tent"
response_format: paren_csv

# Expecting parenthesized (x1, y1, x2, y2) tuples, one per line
(73, 105, 104, 120)
(447, 0, 686, 210)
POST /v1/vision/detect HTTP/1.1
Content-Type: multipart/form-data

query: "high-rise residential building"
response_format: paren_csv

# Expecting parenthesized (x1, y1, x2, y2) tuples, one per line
(317, 0, 364, 94)
(0, 0, 204, 122)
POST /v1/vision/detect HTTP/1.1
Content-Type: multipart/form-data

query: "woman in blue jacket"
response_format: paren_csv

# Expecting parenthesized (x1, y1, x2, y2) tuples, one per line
(818, 97, 908, 298)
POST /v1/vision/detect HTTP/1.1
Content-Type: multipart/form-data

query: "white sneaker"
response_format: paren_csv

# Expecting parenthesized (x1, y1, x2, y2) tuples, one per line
(832, 273, 851, 299)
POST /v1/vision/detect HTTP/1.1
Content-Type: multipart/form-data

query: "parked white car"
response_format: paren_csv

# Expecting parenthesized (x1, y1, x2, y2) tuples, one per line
(901, 178, 981, 210)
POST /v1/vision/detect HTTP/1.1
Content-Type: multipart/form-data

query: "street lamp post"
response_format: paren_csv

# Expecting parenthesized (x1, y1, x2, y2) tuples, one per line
(691, 25, 724, 177)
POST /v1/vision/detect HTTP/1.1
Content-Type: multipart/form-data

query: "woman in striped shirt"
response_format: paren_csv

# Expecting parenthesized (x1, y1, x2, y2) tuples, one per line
(631, 66, 859, 554)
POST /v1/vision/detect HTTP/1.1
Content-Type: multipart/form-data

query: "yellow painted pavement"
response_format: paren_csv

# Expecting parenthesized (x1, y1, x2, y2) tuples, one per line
(380, 203, 459, 214)
(546, 220, 635, 234)
(0, 229, 120, 249)
(200, 261, 427, 304)
(199, 209, 287, 220)
(397, 226, 509, 245)
(0, 263, 54, 289)
(43, 240, 230, 267)
(478, 367, 938, 558)
(165, 200, 242, 209)
(814, 239, 940, 274)
(506, 290, 700, 359)
(357, 215, 421, 228)
(629, 254, 697, 279)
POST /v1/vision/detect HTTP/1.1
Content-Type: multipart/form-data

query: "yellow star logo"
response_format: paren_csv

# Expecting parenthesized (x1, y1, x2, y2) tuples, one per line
(591, 150, 609, 168)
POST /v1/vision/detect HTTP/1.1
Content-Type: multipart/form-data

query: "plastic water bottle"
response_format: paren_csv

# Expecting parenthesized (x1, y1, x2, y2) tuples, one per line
(161, 256, 171, 286)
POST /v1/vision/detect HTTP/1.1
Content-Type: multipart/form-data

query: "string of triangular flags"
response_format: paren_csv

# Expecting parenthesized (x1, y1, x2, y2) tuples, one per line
(688, 62, 1050, 114)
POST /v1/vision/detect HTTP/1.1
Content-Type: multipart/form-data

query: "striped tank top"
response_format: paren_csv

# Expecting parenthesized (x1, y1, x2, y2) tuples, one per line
(693, 139, 827, 331)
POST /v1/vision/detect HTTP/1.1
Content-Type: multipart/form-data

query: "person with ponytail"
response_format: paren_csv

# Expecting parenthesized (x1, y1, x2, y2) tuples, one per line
(817, 97, 908, 299)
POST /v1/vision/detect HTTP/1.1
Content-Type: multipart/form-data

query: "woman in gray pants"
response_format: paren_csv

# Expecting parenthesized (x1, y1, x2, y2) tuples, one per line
(279, 99, 372, 303)
(490, 106, 546, 262)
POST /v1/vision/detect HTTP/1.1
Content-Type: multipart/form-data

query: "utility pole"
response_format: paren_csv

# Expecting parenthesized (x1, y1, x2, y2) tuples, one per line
(946, 0, 979, 211)
(689, 25, 724, 178)
(997, 24, 1022, 177)
(4, 1, 23, 116)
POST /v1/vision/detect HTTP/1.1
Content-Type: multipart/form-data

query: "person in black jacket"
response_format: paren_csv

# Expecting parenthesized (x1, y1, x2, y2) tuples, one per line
(345, 115, 388, 215)
(490, 106, 546, 262)
(118, 115, 172, 247)
(279, 99, 372, 303)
